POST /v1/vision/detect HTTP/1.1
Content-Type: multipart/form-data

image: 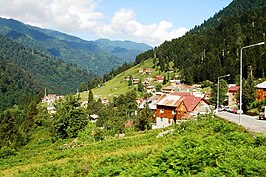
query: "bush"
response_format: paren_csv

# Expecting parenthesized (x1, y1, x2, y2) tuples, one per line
(77, 122, 96, 143)
(0, 146, 16, 159)
(94, 128, 106, 141)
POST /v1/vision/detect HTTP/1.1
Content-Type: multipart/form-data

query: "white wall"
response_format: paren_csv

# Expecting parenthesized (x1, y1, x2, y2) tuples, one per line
(156, 117, 173, 128)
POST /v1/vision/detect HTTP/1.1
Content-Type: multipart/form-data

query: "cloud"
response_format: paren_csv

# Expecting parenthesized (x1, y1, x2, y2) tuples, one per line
(96, 8, 188, 46)
(0, 0, 103, 31)
(0, 0, 188, 46)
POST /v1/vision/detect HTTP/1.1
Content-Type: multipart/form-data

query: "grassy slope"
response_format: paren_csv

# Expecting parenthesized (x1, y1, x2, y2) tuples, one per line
(0, 116, 266, 176)
(80, 58, 176, 100)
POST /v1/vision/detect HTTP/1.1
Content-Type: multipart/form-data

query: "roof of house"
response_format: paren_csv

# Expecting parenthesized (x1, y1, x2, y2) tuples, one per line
(48, 94, 57, 97)
(146, 85, 155, 89)
(155, 94, 182, 107)
(136, 98, 144, 104)
(170, 92, 191, 97)
(175, 84, 194, 89)
(155, 76, 164, 80)
(228, 86, 240, 92)
(183, 95, 202, 112)
(256, 81, 266, 89)
(145, 68, 153, 71)
(162, 86, 176, 90)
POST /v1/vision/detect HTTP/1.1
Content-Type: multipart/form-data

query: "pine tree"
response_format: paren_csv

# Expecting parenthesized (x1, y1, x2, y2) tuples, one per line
(210, 79, 228, 106)
(242, 73, 256, 112)
(163, 76, 167, 85)
(23, 101, 38, 133)
(0, 110, 21, 148)
(88, 89, 94, 106)
(138, 79, 144, 92)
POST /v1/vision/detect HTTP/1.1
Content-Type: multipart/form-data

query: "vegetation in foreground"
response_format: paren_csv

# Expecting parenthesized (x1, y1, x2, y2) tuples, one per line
(0, 115, 265, 177)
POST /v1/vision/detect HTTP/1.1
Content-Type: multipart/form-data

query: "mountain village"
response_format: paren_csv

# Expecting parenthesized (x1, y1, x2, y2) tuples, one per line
(42, 65, 266, 129)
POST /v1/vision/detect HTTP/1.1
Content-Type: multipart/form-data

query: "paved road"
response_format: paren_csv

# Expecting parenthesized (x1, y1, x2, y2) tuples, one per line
(217, 111, 266, 135)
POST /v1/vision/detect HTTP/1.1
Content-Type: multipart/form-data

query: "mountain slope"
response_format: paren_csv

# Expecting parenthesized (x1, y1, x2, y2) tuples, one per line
(0, 35, 91, 96)
(0, 18, 152, 76)
(149, 0, 266, 84)
(0, 54, 41, 111)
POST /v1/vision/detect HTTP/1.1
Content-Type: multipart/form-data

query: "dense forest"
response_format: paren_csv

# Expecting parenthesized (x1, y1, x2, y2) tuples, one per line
(0, 35, 91, 96)
(0, 55, 41, 111)
(135, 0, 266, 84)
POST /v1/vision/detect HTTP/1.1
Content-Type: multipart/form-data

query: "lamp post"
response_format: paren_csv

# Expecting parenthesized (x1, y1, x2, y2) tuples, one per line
(217, 74, 230, 113)
(239, 42, 265, 125)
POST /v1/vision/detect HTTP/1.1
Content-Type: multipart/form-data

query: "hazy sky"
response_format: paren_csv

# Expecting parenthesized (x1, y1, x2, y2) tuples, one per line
(0, 0, 232, 46)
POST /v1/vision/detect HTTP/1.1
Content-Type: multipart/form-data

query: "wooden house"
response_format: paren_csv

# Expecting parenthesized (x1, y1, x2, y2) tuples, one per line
(256, 81, 266, 101)
(154, 93, 211, 128)
(155, 94, 182, 128)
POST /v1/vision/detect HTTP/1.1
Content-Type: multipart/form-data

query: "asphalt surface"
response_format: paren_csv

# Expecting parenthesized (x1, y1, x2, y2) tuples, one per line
(217, 111, 266, 135)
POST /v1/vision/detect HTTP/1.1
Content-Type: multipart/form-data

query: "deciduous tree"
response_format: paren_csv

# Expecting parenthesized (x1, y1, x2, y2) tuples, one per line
(52, 95, 87, 139)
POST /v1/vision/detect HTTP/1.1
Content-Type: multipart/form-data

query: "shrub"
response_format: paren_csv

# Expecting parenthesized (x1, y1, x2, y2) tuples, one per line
(0, 146, 16, 159)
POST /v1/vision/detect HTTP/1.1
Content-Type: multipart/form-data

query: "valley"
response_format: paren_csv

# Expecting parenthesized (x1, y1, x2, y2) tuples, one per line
(0, 0, 266, 176)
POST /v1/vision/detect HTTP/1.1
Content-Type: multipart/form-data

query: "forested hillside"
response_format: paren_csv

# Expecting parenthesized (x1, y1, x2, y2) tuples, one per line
(136, 0, 266, 84)
(0, 18, 152, 76)
(0, 55, 41, 111)
(0, 35, 91, 96)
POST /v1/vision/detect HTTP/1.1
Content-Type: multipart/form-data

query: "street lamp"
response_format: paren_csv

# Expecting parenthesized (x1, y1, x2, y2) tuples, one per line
(239, 41, 265, 125)
(217, 74, 230, 113)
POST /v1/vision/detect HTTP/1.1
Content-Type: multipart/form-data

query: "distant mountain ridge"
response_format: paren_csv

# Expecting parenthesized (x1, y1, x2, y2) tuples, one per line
(0, 17, 152, 76)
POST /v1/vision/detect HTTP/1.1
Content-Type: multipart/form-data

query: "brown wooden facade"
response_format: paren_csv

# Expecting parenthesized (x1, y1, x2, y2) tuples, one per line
(176, 102, 188, 120)
(155, 102, 190, 122)
(155, 105, 176, 122)
(256, 88, 266, 101)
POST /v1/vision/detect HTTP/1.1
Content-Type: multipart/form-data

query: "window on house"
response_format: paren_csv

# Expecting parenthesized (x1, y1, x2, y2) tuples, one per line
(160, 108, 164, 113)
(161, 117, 163, 121)
(172, 110, 176, 115)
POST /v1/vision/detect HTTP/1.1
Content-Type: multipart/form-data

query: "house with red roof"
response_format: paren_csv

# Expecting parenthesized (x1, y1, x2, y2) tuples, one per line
(154, 93, 210, 128)
(145, 68, 153, 74)
(228, 85, 240, 106)
(177, 95, 210, 119)
(155, 76, 164, 83)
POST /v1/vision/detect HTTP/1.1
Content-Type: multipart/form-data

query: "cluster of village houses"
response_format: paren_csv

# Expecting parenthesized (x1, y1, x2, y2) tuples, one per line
(42, 67, 266, 129)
